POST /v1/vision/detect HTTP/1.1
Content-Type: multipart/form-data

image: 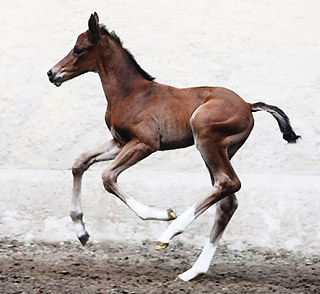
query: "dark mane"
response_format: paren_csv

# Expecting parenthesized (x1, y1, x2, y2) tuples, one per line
(100, 25, 155, 81)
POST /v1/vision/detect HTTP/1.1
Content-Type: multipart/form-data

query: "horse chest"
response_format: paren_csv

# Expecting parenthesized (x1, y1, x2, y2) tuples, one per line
(109, 125, 129, 145)
(105, 108, 132, 144)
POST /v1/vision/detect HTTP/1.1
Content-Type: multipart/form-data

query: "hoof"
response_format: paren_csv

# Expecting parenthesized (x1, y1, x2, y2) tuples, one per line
(78, 232, 90, 246)
(174, 276, 182, 282)
(155, 241, 169, 250)
(167, 208, 177, 220)
(178, 269, 202, 282)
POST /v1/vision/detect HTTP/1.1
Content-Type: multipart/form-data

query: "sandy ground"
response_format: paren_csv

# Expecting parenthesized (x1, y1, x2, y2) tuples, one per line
(1, 239, 319, 294)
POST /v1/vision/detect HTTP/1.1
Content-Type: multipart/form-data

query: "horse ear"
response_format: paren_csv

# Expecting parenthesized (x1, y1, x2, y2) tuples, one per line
(88, 13, 100, 43)
(94, 12, 99, 23)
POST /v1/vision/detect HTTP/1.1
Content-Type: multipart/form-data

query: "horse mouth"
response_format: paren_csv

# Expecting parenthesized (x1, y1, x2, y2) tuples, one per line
(49, 76, 63, 87)
(53, 77, 63, 87)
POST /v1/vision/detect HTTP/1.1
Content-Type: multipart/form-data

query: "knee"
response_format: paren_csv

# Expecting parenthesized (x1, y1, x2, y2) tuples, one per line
(72, 155, 87, 176)
(72, 165, 83, 177)
(218, 175, 241, 196)
(231, 178, 241, 194)
(226, 178, 241, 195)
(231, 196, 239, 212)
(101, 170, 116, 193)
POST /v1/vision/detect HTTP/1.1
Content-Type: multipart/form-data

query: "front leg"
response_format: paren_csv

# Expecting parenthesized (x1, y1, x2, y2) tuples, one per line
(101, 138, 177, 221)
(70, 139, 122, 245)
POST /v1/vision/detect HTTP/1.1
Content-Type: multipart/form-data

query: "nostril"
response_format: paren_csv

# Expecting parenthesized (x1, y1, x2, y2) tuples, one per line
(47, 70, 53, 78)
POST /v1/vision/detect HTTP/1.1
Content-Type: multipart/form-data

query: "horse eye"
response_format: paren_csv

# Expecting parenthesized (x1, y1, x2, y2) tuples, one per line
(74, 47, 85, 55)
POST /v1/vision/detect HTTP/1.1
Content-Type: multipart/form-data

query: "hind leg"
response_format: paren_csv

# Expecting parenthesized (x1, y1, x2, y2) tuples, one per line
(157, 142, 241, 247)
(176, 136, 251, 281)
(178, 194, 238, 281)
(157, 139, 244, 279)
(157, 94, 254, 279)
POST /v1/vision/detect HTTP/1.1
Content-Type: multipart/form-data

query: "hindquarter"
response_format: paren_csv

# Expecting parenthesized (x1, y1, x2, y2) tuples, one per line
(190, 88, 254, 150)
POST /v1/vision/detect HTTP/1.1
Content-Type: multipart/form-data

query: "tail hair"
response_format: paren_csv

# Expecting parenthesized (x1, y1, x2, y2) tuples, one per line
(251, 102, 301, 144)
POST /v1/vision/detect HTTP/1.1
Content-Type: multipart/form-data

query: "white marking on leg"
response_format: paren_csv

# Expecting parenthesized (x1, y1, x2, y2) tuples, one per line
(70, 176, 87, 237)
(178, 238, 217, 281)
(126, 196, 170, 220)
(74, 220, 87, 238)
(158, 205, 196, 243)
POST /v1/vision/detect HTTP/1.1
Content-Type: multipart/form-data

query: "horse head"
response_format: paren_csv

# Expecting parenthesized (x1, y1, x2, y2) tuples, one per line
(47, 12, 102, 86)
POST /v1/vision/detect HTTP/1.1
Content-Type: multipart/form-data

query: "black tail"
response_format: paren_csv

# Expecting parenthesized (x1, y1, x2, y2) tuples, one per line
(250, 102, 301, 144)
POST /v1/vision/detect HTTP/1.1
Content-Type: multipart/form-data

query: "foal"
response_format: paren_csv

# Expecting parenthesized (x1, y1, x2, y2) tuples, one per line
(47, 13, 300, 281)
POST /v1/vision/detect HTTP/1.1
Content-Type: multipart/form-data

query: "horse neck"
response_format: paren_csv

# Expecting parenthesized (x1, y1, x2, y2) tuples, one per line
(96, 40, 148, 105)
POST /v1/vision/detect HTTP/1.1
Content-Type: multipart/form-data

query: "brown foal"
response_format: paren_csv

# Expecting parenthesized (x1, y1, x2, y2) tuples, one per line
(47, 13, 300, 281)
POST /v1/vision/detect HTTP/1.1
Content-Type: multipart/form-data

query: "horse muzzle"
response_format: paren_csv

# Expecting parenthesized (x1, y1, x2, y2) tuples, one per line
(47, 68, 63, 87)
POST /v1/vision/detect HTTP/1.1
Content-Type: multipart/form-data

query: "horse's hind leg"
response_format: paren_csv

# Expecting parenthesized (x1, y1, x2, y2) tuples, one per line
(177, 143, 246, 280)
(157, 142, 241, 248)
(178, 194, 238, 281)
(70, 139, 122, 245)
(157, 95, 254, 279)
(158, 140, 244, 280)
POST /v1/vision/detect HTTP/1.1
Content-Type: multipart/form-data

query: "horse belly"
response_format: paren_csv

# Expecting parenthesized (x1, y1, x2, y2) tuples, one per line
(159, 126, 194, 150)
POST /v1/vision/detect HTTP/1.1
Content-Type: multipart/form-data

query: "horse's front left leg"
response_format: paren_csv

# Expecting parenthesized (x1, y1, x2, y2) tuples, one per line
(70, 139, 122, 245)
(101, 138, 177, 221)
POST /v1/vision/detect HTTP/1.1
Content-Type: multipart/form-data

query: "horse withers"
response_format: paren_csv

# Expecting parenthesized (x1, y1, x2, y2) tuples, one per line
(47, 13, 300, 281)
